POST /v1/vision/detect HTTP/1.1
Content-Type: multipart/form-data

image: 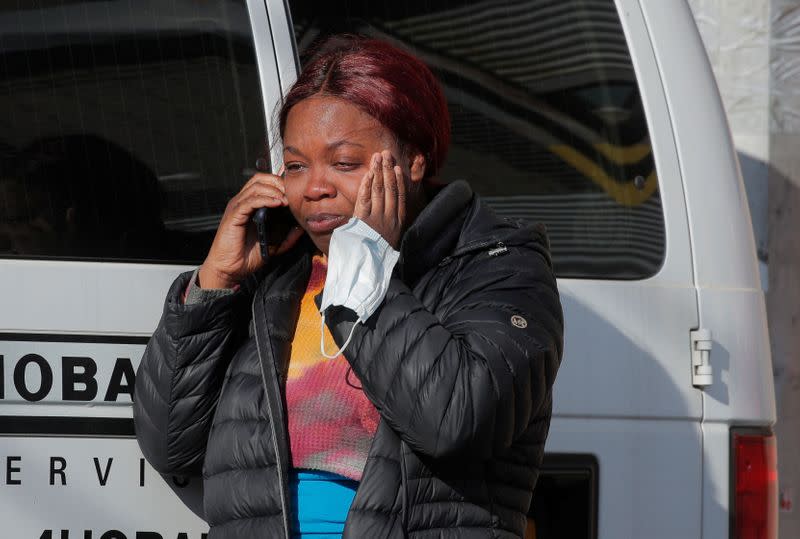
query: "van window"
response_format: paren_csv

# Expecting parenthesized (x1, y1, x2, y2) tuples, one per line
(288, 0, 666, 279)
(0, 0, 266, 263)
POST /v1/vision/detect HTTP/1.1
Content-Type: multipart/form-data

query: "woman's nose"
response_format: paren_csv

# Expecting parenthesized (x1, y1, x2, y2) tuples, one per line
(303, 168, 336, 200)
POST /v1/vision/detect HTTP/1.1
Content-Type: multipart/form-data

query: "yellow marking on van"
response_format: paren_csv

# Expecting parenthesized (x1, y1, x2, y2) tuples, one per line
(594, 142, 652, 164)
(549, 144, 658, 206)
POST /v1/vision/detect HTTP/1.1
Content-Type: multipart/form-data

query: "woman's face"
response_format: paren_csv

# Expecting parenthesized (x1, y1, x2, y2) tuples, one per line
(282, 96, 410, 254)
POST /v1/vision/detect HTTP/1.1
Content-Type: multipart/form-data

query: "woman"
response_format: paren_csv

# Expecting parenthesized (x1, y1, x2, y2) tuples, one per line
(133, 36, 563, 539)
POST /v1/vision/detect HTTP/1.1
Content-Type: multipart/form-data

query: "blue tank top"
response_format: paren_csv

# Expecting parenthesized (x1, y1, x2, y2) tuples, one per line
(290, 470, 358, 538)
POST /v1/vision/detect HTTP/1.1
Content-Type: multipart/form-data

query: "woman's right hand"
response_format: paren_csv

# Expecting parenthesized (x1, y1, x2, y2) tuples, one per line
(198, 169, 303, 289)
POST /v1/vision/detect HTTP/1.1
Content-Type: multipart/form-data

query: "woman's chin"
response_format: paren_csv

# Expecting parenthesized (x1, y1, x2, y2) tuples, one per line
(306, 232, 330, 255)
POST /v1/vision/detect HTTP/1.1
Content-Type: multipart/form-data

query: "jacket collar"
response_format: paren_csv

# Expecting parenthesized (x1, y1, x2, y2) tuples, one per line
(398, 180, 474, 285)
(398, 179, 552, 286)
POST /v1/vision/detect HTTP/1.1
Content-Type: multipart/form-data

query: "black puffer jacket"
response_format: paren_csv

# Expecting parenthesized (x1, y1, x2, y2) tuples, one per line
(133, 180, 563, 538)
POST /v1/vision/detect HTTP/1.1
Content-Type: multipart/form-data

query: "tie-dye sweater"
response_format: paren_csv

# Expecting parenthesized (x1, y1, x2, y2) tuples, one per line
(286, 254, 380, 481)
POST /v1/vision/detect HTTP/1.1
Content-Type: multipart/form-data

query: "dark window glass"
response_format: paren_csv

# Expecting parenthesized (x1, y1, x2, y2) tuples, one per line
(0, 0, 267, 263)
(287, 0, 665, 279)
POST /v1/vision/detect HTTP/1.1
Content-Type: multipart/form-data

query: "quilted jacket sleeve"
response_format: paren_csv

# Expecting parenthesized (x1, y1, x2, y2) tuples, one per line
(325, 239, 563, 461)
(133, 271, 246, 475)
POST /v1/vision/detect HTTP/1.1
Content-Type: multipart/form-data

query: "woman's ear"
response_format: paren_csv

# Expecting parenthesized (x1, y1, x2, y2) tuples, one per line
(409, 153, 427, 183)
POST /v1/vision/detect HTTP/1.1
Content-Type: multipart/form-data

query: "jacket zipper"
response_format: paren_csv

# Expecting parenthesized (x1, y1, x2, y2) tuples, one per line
(438, 240, 508, 267)
(399, 439, 410, 533)
(252, 299, 291, 539)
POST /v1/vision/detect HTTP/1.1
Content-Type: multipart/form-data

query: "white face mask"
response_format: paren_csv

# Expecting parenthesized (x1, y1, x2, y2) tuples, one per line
(319, 217, 400, 359)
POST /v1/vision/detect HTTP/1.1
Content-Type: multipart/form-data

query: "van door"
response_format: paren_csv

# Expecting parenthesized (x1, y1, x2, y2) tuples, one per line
(0, 1, 280, 537)
(270, 0, 702, 537)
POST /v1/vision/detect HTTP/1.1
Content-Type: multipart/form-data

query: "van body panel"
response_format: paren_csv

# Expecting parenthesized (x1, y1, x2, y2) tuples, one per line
(247, 0, 285, 169)
(638, 0, 776, 422)
(553, 281, 699, 419)
(266, 0, 300, 95)
(0, 437, 209, 538)
(640, 4, 777, 538)
(702, 421, 733, 539)
(639, 0, 762, 292)
(0, 260, 184, 335)
(615, 0, 696, 287)
(547, 417, 703, 538)
(696, 288, 776, 423)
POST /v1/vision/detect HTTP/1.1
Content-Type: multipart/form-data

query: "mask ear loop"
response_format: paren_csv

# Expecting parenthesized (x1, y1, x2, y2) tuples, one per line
(320, 313, 360, 359)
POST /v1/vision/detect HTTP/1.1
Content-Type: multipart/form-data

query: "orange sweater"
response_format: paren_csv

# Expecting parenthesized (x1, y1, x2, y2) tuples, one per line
(286, 254, 380, 481)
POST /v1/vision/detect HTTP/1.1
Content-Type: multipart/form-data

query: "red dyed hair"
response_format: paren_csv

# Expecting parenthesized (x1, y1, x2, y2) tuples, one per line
(279, 35, 451, 179)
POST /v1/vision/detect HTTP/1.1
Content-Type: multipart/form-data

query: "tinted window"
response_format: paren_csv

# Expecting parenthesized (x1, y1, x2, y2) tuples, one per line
(0, 0, 267, 263)
(288, 0, 665, 279)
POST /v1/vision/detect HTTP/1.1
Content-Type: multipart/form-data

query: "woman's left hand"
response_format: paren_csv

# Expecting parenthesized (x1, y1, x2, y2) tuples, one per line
(353, 150, 406, 250)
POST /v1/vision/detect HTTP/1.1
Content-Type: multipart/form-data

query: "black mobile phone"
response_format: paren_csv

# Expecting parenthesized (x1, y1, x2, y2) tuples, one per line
(252, 206, 269, 262)
(251, 158, 294, 262)
(252, 157, 271, 262)
(252, 205, 295, 262)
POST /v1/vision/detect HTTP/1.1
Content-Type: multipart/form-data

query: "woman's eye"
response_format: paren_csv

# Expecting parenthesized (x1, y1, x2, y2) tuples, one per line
(285, 163, 304, 173)
(335, 162, 360, 171)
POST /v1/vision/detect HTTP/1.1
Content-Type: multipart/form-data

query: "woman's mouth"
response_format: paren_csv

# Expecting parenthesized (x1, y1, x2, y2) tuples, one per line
(305, 213, 348, 234)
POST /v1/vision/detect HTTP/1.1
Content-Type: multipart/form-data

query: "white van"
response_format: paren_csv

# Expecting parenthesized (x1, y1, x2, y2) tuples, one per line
(0, 1, 777, 538)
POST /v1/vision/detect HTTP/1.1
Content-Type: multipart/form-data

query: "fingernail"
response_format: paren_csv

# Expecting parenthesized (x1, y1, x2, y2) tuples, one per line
(375, 154, 382, 165)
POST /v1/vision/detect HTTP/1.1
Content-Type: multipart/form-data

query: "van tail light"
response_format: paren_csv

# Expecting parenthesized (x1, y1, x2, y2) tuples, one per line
(732, 428, 778, 539)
